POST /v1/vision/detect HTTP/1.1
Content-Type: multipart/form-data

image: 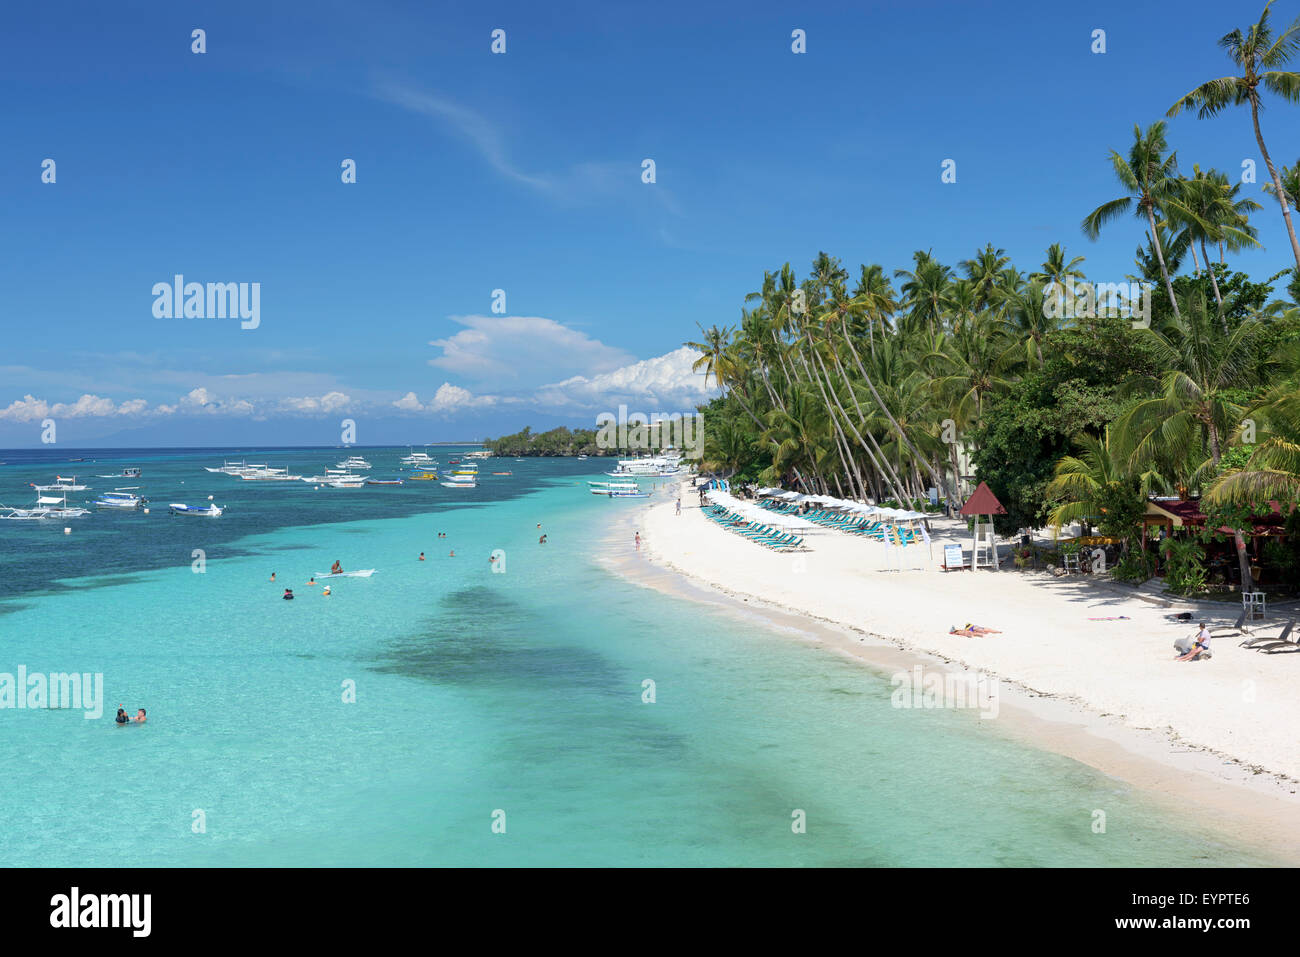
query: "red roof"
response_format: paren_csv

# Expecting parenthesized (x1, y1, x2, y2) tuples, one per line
(960, 481, 1006, 516)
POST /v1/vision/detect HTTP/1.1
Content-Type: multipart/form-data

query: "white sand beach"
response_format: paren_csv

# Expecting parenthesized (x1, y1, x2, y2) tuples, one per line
(612, 482, 1300, 860)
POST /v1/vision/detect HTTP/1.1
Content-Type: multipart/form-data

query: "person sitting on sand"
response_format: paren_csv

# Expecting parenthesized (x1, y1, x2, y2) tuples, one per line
(1176, 622, 1213, 661)
(330, 560, 343, 574)
(949, 623, 1002, 636)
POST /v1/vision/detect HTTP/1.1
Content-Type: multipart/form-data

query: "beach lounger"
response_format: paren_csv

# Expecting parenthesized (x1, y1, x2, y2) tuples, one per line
(1240, 620, 1294, 648)
(1210, 611, 1247, 638)
(1252, 622, 1300, 653)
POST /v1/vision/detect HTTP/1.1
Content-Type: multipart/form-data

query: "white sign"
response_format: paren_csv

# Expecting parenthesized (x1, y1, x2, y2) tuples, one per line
(944, 544, 964, 569)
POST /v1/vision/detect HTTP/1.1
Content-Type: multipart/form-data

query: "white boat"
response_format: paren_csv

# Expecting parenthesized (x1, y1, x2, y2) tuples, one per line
(239, 467, 304, 481)
(169, 503, 223, 517)
(3, 488, 91, 519)
(302, 468, 366, 484)
(98, 467, 142, 478)
(314, 568, 377, 579)
(400, 448, 437, 467)
(324, 477, 366, 488)
(32, 475, 90, 492)
(92, 489, 146, 509)
(336, 455, 372, 470)
(440, 476, 477, 488)
(204, 459, 249, 475)
(588, 480, 637, 490)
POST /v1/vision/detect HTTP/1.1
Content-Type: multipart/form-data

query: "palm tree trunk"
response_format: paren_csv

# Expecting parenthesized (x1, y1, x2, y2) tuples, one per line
(839, 327, 944, 487)
(1253, 99, 1300, 271)
(823, 344, 916, 503)
(1201, 238, 1222, 307)
(1208, 422, 1254, 592)
(1145, 204, 1184, 321)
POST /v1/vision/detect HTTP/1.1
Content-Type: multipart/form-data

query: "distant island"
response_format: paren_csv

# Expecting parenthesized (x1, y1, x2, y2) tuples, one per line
(483, 426, 612, 457)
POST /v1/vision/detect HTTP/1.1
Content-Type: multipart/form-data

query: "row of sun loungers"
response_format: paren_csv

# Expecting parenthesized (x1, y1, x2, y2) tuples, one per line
(758, 500, 918, 544)
(1239, 618, 1300, 654)
(703, 504, 805, 551)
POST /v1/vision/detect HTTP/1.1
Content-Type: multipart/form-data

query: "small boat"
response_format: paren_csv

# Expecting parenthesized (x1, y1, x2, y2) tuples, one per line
(577, 454, 588, 460)
(32, 475, 90, 492)
(2, 488, 90, 519)
(169, 503, 223, 517)
(365, 479, 404, 486)
(490, 471, 512, 476)
(336, 455, 372, 470)
(324, 477, 366, 488)
(400, 449, 437, 467)
(92, 489, 147, 509)
(314, 568, 377, 579)
(98, 467, 142, 478)
(407, 471, 440, 481)
(440, 480, 476, 488)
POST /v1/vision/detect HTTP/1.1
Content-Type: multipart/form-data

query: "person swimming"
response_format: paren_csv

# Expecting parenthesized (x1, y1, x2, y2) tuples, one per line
(322, 585, 331, 596)
(419, 552, 425, 561)
(270, 572, 276, 582)
(283, 588, 294, 600)
(330, 560, 343, 574)
(115, 706, 130, 725)
(307, 576, 316, 586)
(133, 708, 146, 724)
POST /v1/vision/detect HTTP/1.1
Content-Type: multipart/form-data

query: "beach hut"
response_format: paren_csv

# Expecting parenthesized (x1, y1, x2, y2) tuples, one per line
(959, 482, 1006, 571)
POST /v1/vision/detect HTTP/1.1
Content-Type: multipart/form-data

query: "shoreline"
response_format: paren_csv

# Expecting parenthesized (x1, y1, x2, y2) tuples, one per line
(600, 482, 1300, 865)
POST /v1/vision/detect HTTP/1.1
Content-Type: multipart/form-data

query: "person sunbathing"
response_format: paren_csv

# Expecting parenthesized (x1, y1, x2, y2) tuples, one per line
(949, 623, 1001, 636)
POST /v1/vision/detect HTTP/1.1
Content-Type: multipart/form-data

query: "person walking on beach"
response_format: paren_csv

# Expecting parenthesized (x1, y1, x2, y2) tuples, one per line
(635, 532, 641, 551)
(676, 498, 681, 516)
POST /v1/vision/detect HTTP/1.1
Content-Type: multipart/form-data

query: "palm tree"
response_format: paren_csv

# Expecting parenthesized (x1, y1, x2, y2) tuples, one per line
(1262, 156, 1300, 212)
(1112, 291, 1267, 587)
(1030, 242, 1087, 288)
(1167, 0, 1300, 271)
(1083, 122, 1184, 321)
(960, 243, 1011, 308)
(1164, 164, 1262, 310)
(1046, 429, 1158, 532)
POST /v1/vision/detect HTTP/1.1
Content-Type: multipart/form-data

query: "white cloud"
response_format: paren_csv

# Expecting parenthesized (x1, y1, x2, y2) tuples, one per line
(277, 391, 352, 414)
(0, 394, 151, 422)
(533, 347, 717, 411)
(393, 384, 502, 415)
(429, 315, 636, 387)
(392, 391, 424, 412)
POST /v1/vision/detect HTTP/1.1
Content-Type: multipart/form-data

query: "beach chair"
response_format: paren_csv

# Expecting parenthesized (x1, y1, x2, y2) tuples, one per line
(1210, 611, 1248, 638)
(1252, 622, 1300, 653)
(1240, 620, 1295, 649)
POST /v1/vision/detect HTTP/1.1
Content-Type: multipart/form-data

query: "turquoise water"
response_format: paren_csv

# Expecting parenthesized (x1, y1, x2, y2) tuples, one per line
(0, 448, 1269, 865)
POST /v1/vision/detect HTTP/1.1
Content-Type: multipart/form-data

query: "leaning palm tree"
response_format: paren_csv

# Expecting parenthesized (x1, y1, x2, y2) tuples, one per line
(1167, 0, 1300, 271)
(1083, 122, 1184, 320)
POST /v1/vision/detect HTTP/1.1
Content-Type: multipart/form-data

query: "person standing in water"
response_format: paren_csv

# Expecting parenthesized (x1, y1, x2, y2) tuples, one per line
(270, 572, 276, 582)
(419, 552, 425, 561)
(133, 708, 147, 724)
(115, 706, 130, 726)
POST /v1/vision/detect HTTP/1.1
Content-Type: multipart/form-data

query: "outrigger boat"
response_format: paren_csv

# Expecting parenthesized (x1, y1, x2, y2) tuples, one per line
(365, 479, 404, 486)
(32, 475, 90, 492)
(169, 503, 223, 517)
(98, 467, 142, 479)
(2, 488, 91, 520)
(406, 470, 440, 481)
(400, 449, 437, 467)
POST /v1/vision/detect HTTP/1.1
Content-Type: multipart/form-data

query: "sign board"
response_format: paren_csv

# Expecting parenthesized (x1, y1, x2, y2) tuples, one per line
(943, 543, 965, 569)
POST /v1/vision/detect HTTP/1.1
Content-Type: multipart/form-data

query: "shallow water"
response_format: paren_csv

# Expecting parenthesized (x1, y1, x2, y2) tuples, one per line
(0, 448, 1270, 865)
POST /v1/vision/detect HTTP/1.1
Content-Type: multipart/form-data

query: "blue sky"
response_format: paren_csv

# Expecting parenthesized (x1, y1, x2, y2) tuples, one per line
(2, 0, 1298, 446)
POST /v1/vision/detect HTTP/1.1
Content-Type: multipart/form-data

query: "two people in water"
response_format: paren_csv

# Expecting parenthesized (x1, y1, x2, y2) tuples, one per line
(283, 588, 295, 600)
(115, 705, 146, 725)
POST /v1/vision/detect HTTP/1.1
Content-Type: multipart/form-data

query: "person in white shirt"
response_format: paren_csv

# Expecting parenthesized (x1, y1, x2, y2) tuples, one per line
(1177, 622, 1213, 661)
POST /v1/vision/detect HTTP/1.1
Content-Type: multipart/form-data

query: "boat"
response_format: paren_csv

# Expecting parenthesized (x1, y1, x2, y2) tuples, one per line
(440, 481, 477, 488)
(324, 476, 366, 488)
(400, 448, 437, 467)
(98, 467, 142, 478)
(204, 459, 248, 475)
(365, 479, 404, 486)
(32, 475, 90, 492)
(336, 455, 372, 470)
(169, 503, 223, 517)
(302, 468, 366, 484)
(239, 466, 304, 481)
(2, 488, 91, 519)
(314, 568, 377, 579)
(407, 470, 440, 481)
(577, 454, 588, 460)
(490, 471, 512, 476)
(92, 489, 147, 509)
(589, 480, 638, 490)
